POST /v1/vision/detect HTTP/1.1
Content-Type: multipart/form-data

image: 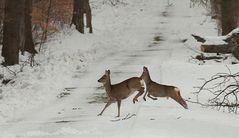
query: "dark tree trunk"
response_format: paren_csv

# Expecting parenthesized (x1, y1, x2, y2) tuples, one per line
(39, 0, 52, 52)
(2, 0, 36, 66)
(233, 0, 239, 28)
(210, 0, 219, 19)
(85, 0, 93, 33)
(23, 0, 37, 55)
(210, 0, 239, 35)
(0, 0, 4, 44)
(0, 21, 3, 45)
(210, 0, 221, 34)
(221, 0, 237, 35)
(72, 0, 84, 33)
(71, 0, 93, 33)
(2, 0, 25, 65)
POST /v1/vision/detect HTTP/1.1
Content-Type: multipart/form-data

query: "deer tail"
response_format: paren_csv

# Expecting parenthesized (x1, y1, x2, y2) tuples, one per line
(174, 87, 188, 109)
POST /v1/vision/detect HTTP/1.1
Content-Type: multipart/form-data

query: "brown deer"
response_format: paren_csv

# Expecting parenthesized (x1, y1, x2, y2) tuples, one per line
(140, 66, 188, 109)
(97, 70, 145, 117)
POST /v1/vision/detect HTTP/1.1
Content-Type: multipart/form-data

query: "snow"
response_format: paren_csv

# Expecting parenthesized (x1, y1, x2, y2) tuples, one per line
(203, 36, 227, 45)
(227, 27, 239, 37)
(196, 27, 239, 45)
(0, 0, 239, 138)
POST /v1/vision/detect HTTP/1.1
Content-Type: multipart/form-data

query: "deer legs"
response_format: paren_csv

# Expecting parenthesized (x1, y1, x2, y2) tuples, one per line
(143, 91, 158, 101)
(98, 100, 113, 116)
(133, 87, 145, 104)
(98, 99, 122, 117)
(148, 94, 158, 100)
(117, 100, 121, 117)
(143, 91, 148, 101)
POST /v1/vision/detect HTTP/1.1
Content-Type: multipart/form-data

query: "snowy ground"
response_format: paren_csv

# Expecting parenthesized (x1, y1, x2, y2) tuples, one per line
(1, 0, 239, 137)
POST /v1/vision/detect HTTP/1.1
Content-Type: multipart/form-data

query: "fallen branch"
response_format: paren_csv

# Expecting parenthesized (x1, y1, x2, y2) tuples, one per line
(194, 53, 225, 61)
(195, 68, 239, 113)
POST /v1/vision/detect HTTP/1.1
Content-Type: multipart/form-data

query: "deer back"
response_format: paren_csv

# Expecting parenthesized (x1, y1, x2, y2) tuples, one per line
(110, 77, 144, 100)
(147, 82, 174, 97)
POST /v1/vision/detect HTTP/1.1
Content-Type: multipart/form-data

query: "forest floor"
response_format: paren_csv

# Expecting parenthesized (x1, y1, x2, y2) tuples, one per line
(1, 0, 239, 138)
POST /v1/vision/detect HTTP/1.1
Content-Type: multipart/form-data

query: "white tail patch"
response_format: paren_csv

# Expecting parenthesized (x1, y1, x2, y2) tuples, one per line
(140, 79, 145, 87)
(140, 79, 147, 93)
(174, 87, 180, 92)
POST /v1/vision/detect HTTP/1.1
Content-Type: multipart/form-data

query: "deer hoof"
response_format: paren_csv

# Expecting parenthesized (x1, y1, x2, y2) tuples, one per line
(133, 98, 138, 104)
(97, 113, 102, 116)
(143, 97, 146, 101)
(184, 105, 188, 109)
(153, 98, 158, 100)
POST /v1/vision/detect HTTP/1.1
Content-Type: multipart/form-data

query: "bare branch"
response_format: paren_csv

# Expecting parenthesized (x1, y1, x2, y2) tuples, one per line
(194, 68, 239, 113)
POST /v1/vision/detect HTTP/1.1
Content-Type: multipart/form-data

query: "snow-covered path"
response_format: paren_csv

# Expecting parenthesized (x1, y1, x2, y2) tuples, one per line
(0, 36, 173, 138)
(1, 0, 239, 138)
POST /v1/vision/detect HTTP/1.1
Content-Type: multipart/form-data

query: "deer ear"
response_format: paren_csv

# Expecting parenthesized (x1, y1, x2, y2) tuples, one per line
(107, 70, 110, 75)
(105, 70, 108, 74)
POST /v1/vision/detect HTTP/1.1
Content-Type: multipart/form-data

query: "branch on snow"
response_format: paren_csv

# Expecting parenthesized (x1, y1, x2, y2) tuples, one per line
(193, 68, 239, 113)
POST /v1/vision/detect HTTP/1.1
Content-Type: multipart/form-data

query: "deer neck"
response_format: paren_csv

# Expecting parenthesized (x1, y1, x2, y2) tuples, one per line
(103, 77, 112, 94)
(141, 72, 152, 84)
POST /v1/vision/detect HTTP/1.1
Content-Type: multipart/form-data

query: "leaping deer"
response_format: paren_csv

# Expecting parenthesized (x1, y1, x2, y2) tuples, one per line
(140, 66, 188, 109)
(97, 70, 145, 117)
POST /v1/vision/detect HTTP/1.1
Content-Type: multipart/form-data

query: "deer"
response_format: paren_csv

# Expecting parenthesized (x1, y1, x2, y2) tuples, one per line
(97, 70, 145, 117)
(140, 66, 188, 109)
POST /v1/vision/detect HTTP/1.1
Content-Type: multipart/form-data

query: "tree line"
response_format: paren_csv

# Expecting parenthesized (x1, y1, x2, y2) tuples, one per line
(0, 0, 238, 66)
(0, 0, 92, 66)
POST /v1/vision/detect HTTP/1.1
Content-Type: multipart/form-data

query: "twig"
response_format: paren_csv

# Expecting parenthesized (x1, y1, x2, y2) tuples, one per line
(110, 113, 136, 122)
(122, 113, 136, 120)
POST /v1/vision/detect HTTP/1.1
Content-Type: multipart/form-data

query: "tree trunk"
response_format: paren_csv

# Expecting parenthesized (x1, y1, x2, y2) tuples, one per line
(71, 0, 84, 33)
(210, 0, 221, 34)
(2, 0, 25, 65)
(2, 0, 36, 66)
(39, 0, 52, 52)
(23, 0, 37, 55)
(71, 0, 93, 33)
(221, 0, 237, 35)
(85, 0, 93, 33)
(210, 0, 239, 35)
(0, 0, 4, 44)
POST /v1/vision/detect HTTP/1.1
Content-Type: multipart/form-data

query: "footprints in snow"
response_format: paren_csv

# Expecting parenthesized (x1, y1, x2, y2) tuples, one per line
(57, 87, 77, 98)
(148, 33, 164, 47)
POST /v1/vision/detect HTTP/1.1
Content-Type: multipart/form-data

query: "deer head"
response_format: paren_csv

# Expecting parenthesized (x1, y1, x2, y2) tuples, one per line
(98, 70, 110, 84)
(141, 66, 151, 83)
